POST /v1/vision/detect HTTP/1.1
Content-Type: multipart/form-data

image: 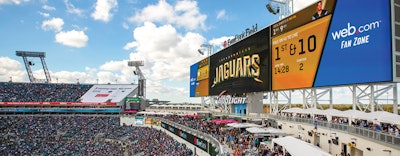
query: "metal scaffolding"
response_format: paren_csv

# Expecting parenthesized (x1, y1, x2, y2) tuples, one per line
(16, 51, 51, 83)
(128, 60, 146, 100)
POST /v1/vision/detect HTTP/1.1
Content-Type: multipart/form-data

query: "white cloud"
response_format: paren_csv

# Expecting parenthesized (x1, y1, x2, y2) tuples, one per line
(96, 71, 125, 84)
(128, 0, 173, 25)
(99, 60, 127, 71)
(51, 70, 92, 84)
(216, 9, 226, 20)
(209, 36, 233, 52)
(50, 68, 97, 84)
(123, 41, 138, 50)
(293, 0, 319, 12)
(95, 22, 205, 102)
(0, 0, 29, 5)
(0, 23, 200, 102)
(128, 0, 207, 31)
(145, 80, 188, 101)
(0, 57, 26, 82)
(174, 0, 206, 30)
(138, 25, 201, 79)
(38, 11, 50, 18)
(91, 0, 118, 22)
(0, 19, 206, 103)
(42, 4, 56, 11)
(31, 69, 47, 80)
(84, 67, 97, 77)
(64, 0, 84, 17)
(55, 30, 88, 48)
(122, 22, 129, 30)
(41, 17, 64, 32)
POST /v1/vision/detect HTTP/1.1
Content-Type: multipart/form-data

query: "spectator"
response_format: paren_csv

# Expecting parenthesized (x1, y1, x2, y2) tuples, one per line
(0, 116, 192, 156)
(0, 82, 91, 102)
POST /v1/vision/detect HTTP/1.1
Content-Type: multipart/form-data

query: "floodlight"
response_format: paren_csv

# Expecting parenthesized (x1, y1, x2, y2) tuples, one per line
(266, 3, 279, 14)
(197, 49, 204, 55)
(198, 44, 213, 56)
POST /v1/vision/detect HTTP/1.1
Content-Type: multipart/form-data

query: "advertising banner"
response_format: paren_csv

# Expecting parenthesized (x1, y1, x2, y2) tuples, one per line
(209, 28, 271, 95)
(271, 0, 392, 90)
(314, 0, 392, 87)
(161, 121, 218, 155)
(189, 0, 393, 94)
(190, 58, 210, 97)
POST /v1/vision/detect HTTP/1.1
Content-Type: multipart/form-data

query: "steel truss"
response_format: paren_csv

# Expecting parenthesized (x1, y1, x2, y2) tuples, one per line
(351, 83, 398, 114)
(16, 51, 51, 83)
(268, 83, 398, 115)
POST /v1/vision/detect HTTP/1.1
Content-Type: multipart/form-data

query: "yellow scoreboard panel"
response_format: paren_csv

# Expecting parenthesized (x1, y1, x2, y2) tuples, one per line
(195, 58, 209, 96)
(272, 15, 331, 90)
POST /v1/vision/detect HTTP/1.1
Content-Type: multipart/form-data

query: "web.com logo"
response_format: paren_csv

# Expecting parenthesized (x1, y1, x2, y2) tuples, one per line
(331, 20, 381, 40)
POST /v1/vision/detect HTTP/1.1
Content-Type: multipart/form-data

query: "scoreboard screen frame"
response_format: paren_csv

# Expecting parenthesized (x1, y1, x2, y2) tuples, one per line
(208, 28, 271, 96)
(271, 0, 393, 91)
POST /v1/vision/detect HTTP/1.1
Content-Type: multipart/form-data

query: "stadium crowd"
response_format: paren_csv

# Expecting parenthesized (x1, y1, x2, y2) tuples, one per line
(1, 82, 398, 156)
(162, 115, 272, 156)
(283, 112, 400, 137)
(0, 115, 193, 156)
(153, 112, 400, 156)
(0, 82, 92, 102)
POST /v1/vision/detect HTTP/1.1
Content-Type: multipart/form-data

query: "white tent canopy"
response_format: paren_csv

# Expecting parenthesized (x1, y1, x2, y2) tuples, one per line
(246, 127, 270, 134)
(281, 107, 305, 114)
(380, 115, 400, 125)
(324, 109, 344, 117)
(281, 108, 400, 125)
(226, 123, 263, 128)
(335, 109, 366, 119)
(369, 111, 400, 125)
(272, 136, 332, 156)
(305, 108, 325, 115)
(246, 127, 288, 138)
(136, 111, 172, 115)
(264, 127, 286, 134)
(246, 127, 286, 134)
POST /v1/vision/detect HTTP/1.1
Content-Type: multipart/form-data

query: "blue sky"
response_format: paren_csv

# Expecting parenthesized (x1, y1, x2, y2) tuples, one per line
(0, 0, 344, 103)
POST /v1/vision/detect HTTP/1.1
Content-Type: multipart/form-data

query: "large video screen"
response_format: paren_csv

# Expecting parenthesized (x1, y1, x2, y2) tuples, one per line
(189, 58, 210, 97)
(209, 28, 271, 96)
(271, 0, 392, 90)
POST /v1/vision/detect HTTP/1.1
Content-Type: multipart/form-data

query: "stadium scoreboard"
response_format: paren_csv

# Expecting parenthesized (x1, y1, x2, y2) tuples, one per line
(271, 0, 336, 90)
(208, 28, 270, 96)
(190, 58, 210, 97)
(190, 0, 396, 97)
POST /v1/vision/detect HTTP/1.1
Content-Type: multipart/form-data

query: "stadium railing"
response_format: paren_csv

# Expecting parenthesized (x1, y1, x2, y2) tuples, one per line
(210, 112, 400, 149)
(149, 116, 226, 156)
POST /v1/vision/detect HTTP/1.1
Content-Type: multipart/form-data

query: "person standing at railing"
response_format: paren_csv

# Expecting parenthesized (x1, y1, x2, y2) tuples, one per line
(314, 116, 318, 130)
(374, 123, 382, 132)
(359, 120, 367, 128)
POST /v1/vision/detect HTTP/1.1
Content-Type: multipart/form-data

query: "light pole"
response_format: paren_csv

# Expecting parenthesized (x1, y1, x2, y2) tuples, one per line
(266, 0, 293, 19)
(198, 44, 213, 57)
(386, 92, 389, 112)
(197, 44, 214, 110)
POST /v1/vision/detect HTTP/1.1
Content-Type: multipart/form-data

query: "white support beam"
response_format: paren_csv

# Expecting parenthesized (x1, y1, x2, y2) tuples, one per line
(350, 83, 398, 113)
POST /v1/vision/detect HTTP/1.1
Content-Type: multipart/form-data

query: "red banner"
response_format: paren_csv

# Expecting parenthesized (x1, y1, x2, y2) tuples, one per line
(0, 102, 117, 106)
